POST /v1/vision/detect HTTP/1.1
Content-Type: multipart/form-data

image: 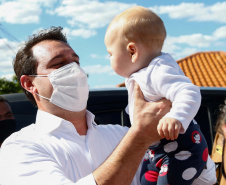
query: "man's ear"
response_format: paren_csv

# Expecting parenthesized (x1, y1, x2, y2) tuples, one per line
(20, 75, 37, 94)
(127, 42, 138, 63)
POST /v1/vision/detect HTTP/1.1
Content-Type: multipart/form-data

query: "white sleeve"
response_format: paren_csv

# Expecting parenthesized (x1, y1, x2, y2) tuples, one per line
(0, 141, 96, 185)
(150, 59, 201, 133)
(76, 174, 96, 185)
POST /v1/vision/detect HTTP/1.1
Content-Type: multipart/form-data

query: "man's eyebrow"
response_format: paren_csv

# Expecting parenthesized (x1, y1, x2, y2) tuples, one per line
(48, 53, 80, 65)
(49, 53, 79, 61)
(49, 54, 64, 63)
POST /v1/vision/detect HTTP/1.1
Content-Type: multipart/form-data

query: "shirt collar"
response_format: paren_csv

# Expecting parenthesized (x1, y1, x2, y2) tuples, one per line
(86, 110, 97, 129)
(35, 109, 97, 135)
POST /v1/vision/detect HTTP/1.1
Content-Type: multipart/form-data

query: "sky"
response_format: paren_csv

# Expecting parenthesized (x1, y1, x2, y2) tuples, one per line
(0, 0, 225, 89)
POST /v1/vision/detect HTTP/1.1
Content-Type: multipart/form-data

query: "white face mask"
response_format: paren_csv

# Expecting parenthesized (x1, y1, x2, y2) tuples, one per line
(30, 62, 89, 112)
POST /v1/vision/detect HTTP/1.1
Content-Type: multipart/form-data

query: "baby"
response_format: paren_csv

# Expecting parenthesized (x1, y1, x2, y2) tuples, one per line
(105, 6, 209, 185)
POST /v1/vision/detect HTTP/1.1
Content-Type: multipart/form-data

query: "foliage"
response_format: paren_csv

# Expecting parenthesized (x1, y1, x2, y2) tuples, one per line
(0, 75, 23, 94)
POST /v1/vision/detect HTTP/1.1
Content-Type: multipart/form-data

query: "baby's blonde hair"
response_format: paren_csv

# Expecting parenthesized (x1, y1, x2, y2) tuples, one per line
(108, 6, 166, 52)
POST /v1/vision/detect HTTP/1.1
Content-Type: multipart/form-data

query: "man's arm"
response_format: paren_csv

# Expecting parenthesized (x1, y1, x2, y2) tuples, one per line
(93, 83, 171, 185)
(0, 84, 170, 185)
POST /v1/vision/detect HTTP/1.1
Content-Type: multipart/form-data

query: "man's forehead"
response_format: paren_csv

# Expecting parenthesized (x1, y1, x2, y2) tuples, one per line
(32, 40, 72, 55)
(32, 40, 78, 63)
(32, 44, 49, 58)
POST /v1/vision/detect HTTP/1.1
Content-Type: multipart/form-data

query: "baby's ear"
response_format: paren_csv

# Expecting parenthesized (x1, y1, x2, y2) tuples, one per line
(127, 42, 138, 63)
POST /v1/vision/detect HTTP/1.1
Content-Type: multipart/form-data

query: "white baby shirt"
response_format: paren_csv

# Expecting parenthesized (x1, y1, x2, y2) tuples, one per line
(125, 52, 201, 133)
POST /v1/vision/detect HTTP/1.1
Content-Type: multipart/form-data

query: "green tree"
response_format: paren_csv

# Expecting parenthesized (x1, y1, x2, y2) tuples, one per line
(0, 75, 23, 94)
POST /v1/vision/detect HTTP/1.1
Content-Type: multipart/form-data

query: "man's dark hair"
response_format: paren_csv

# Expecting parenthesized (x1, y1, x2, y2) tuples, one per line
(13, 26, 68, 106)
(0, 96, 9, 104)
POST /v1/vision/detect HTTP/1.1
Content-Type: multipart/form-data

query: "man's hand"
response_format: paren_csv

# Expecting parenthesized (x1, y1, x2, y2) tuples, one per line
(132, 83, 172, 145)
(157, 117, 182, 140)
(93, 83, 171, 185)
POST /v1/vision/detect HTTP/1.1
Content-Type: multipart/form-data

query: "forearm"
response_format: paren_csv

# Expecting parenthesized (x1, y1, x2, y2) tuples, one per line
(93, 127, 150, 185)
(93, 84, 171, 185)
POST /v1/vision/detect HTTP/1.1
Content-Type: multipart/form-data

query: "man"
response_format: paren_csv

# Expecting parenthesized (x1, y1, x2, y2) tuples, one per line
(0, 96, 16, 147)
(0, 27, 171, 185)
(0, 27, 216, 185)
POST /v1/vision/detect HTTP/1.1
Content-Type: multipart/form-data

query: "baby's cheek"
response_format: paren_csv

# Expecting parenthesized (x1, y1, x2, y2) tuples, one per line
(110, 60, 117, 72)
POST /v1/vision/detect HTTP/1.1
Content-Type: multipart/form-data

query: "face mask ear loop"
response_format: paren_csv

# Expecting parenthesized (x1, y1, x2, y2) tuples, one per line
(29, 75, 48, 77)
(35, 93, 51, 101)
(28, 74, 50, 101)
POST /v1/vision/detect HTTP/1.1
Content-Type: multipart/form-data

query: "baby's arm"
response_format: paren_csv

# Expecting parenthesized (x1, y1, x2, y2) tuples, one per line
(150, 55, 201, 134)
(157, 117, 182, 140)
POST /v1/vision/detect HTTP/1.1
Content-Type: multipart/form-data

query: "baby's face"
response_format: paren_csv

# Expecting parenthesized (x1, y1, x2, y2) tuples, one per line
(105, 28, 133, 78)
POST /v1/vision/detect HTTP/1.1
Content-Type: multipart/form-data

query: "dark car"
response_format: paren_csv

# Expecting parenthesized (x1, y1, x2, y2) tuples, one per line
(2, 87, 226, 152)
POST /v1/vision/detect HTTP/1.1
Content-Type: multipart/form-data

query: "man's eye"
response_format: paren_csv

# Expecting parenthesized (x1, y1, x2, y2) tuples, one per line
(51, 63, 64, 68)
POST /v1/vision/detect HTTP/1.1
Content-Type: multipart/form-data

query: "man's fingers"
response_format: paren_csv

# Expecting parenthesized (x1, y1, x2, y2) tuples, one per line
(134, 82, 144, 102)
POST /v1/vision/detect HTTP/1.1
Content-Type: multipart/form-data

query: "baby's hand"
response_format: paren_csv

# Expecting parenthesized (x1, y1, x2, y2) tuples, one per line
(157, 117, 182, 140)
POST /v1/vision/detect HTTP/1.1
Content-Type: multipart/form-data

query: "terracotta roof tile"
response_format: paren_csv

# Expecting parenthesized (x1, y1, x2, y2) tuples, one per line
(177, 51, 226, 87)
(117, 51, 226, 88)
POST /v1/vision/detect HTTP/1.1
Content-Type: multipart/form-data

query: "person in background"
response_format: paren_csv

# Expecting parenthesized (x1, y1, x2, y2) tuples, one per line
(105, 6, 216, 185)
(0, 96, 16, 147)
(0, 26, 171, 185)
(211, 101, 226, 185)
(222, 117, 226, 181)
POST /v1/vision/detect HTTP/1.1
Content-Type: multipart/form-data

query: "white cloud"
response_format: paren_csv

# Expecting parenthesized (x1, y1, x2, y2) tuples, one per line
(152, 2, 226, 23)
(70, 28, 97, 39)
(0, 1, 41, 24)
(50, 1, 226, 40)
(53, 0, 136, 28)
(90, 54, 100, 59)
(165, 47, 198, 60)
(0, 0, 57, 24)
(162, 26, 226, 59)
(31, 27, 46, 35)
(213, 26, 226, 39)
(90, 54, 109, 60)
(62, 27, 96, 39)
(0, 73, 14, 81)
(167, 34, 214, 48)
(0, 38, 19, 73)
(30, 0, 57, 7)
(0, 1, 225, 29)
(83, 64, 113, 74)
